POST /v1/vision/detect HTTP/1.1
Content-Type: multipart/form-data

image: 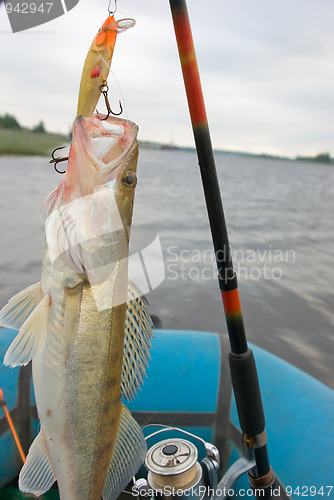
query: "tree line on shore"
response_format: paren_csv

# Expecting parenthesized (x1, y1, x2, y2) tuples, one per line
(0, 113, 46, 134)
(296, 152, 332, 164)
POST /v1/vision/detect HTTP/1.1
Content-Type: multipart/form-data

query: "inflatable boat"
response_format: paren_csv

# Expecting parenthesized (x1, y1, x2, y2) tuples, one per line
(1, 327, 333, 499)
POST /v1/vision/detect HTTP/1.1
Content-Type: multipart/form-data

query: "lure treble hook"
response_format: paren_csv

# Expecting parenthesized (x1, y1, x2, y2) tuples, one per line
(99, 83, 123, 120)
(49, 146, 69, 174)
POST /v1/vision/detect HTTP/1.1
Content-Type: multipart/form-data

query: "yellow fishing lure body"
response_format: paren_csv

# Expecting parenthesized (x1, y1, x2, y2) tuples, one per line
(77, 16, 135, 118)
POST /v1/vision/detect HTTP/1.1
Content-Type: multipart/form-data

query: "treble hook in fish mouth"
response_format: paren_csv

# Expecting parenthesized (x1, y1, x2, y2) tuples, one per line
(99, 83, 123, 120)
(49, 146, 69, 174)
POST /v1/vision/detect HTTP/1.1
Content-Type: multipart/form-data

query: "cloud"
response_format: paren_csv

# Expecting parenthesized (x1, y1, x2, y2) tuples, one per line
(0, 0, 333, 155)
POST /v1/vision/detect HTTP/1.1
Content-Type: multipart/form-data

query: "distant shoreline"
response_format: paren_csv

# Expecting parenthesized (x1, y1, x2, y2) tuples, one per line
(141, 140, 334, 164)
(1, 128, 333, 165)
(0, 128, 70, 157)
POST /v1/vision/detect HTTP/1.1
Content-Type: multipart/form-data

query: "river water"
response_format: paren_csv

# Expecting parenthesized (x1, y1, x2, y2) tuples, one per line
(0, 150, 333, 388)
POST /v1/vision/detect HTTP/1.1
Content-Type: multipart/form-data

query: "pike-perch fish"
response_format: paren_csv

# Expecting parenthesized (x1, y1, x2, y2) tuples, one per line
(0, 114, 153, 499)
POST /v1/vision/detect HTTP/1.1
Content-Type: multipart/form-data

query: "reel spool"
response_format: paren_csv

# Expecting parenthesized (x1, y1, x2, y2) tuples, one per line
(146, 438, 202, 494)
(134, 427, 220, 499)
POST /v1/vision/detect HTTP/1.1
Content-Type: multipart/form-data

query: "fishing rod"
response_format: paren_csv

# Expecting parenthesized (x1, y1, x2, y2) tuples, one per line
(0, 388, 26, 464)
(0, 388, 40, 498)
(168, 0, 276, 495)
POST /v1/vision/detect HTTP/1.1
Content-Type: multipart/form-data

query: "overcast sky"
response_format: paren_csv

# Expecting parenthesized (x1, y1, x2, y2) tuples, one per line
(1, 0, 333, 157)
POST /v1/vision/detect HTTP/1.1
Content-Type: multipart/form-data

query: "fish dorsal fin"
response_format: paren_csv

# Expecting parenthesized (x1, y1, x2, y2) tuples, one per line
(121, 282, 154, 401)
(102, 404, 146, 500)
(4, 294, 50, 367)
(19, 431, 56, 495)
(0, 282, 44, 330)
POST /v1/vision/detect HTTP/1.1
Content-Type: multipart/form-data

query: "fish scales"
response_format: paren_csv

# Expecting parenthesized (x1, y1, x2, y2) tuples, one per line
(65, 288, 125, 498)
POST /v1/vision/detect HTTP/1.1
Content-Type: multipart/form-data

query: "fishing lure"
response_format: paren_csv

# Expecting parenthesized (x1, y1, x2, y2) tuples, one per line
(77, 15, 135, 118)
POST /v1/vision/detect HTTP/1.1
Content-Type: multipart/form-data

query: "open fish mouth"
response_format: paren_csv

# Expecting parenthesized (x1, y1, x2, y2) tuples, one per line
(72, 113, 139, 183)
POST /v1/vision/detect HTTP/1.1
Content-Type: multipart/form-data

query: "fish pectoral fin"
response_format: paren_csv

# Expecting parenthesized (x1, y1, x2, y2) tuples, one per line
(121, 282, 154, 401)
(4, 294, 50, 367)
(19, 431, 56, 495)
(0, 282, 44, 330)
(103, 404, 147, 500)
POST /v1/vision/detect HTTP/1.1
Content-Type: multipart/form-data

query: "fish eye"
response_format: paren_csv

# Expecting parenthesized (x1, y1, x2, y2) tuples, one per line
(122, 170, 137, 190)
(97, 27, 102, 34)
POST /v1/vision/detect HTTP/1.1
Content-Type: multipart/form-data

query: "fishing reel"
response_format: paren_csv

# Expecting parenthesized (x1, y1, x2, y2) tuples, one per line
(132, 426, 255, 500)
(133, 427, 219, 500)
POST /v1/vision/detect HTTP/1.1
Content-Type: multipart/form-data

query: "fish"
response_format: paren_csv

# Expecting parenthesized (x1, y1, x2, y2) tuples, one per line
(77, 16, 135, 118)
(0, 113, 153, 499)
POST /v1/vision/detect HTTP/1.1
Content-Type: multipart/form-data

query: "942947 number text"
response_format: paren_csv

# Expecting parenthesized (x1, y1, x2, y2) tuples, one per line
(5, 3, 53, 14)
